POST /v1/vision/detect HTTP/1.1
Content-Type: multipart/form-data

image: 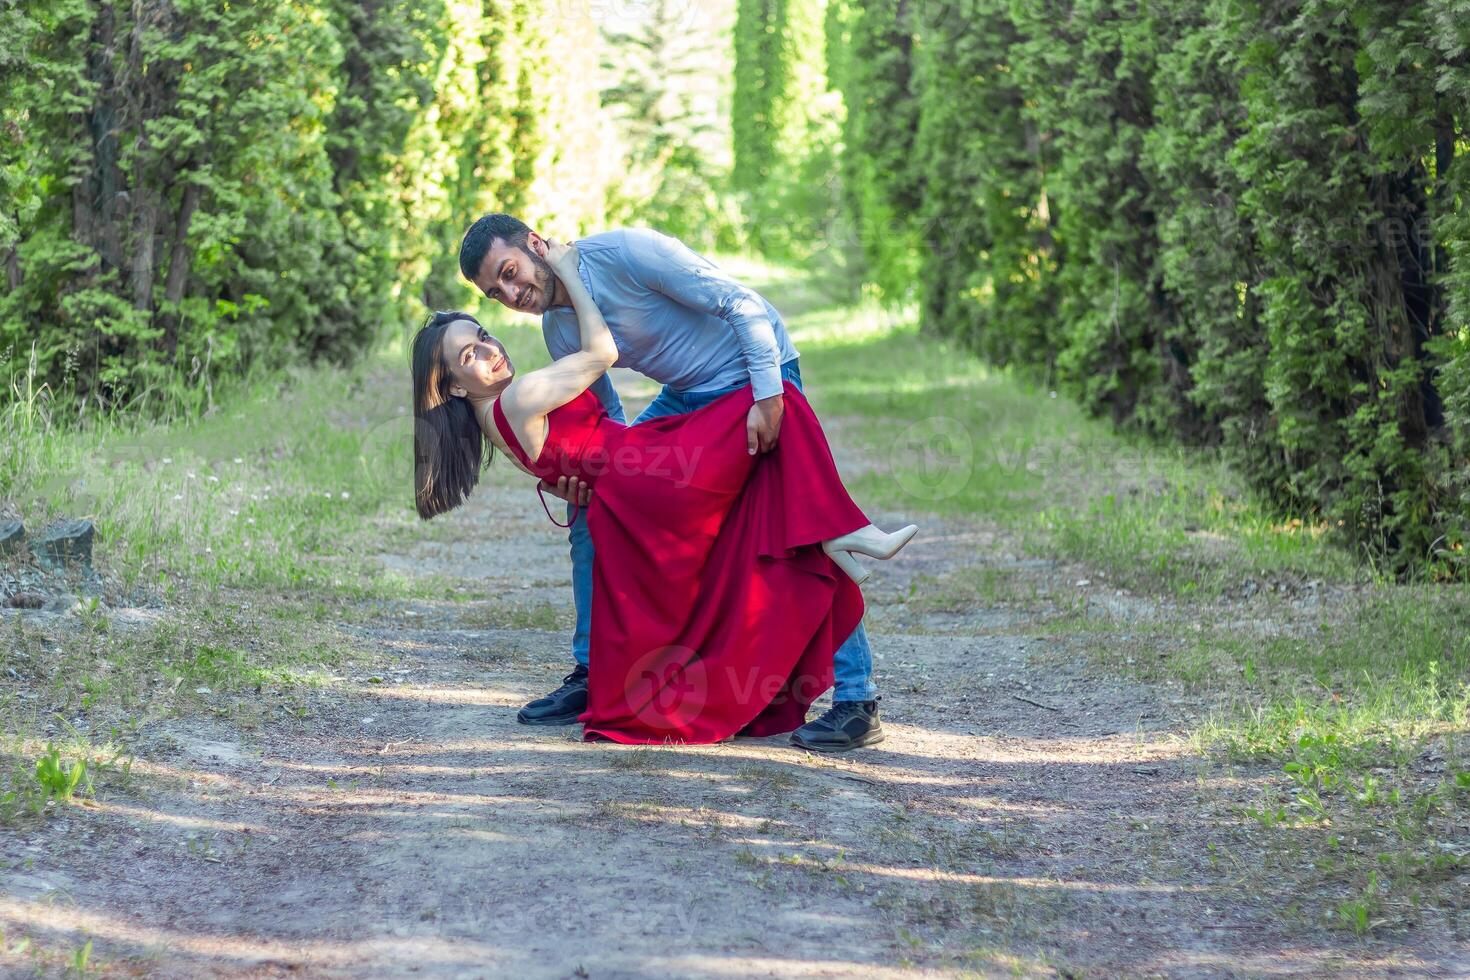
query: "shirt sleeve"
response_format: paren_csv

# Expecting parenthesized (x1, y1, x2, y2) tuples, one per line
(624, 228, 785, 401)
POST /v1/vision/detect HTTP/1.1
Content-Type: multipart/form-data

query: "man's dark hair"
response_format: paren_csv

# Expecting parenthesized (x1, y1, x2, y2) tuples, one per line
(459, 213, 532, 282)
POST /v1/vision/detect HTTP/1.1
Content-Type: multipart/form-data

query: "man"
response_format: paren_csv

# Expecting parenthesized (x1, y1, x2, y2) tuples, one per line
(458, 213, 883, 752)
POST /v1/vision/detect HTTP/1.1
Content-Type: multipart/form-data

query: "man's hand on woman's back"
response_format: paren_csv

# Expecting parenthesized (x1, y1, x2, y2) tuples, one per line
(540, 475, 592, 506)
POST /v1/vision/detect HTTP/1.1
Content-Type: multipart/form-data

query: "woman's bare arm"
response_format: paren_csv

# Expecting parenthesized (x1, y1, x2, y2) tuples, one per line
(496, 238, 618, 459)
(505, 242, 617, 410)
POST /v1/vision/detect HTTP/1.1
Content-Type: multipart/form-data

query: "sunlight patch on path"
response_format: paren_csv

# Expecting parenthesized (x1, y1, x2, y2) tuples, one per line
(354, 683, 529, 706)
(83, 801, 268, 835)
(0, 898, 506, 971)
(834, 864, 1208, 894)
(877, 723, 1192, 765)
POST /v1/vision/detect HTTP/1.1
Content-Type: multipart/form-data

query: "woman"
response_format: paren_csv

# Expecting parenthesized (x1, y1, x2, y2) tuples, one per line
(411, 238, 916, 744)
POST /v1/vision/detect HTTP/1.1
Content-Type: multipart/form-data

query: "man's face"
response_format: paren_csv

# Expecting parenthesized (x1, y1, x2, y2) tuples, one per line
(472, 234, 556, 315)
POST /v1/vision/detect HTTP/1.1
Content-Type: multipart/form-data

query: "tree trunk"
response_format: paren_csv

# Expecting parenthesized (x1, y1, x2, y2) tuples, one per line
(1433, 115, 1454, 307)
(159, 182, 201, 354)
(1376, 165, 1434, 449)
(3, 247, 19, 292)
(123, 0, 179, 314)
(1420, 107, 1457, 435)
(73, 3, 123, 276)
(129, 197, 158, 311)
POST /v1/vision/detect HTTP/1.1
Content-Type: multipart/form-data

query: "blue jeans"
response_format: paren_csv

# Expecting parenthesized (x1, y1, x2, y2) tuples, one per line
(567, 358, 879, 702)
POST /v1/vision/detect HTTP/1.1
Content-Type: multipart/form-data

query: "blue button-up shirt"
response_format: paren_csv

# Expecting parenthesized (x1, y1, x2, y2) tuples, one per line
(541, 228, 799, 410)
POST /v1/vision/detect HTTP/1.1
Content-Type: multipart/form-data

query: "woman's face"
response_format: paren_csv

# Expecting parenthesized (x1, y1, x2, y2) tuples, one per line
(441, 318, 514, 399)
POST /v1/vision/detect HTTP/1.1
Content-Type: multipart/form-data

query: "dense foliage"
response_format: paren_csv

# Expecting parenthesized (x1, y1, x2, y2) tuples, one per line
(0, 0, 608, 412)
(7, 0, 1467, 574)
(806, 0, 1470, 576)
(731, 0, 847, 260)
(823, 0, 921, 300)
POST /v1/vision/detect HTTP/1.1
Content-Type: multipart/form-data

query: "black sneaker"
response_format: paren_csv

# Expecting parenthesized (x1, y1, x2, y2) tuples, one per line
(517, 665, 589, 726)
(790, 699, 885, 752)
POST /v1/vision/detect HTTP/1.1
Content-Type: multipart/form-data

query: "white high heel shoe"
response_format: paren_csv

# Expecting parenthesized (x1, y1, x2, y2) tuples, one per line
(822, 524, 919, 584)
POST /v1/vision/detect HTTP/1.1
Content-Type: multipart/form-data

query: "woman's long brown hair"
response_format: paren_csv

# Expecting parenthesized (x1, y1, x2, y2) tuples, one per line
(411, 311, 491, 519)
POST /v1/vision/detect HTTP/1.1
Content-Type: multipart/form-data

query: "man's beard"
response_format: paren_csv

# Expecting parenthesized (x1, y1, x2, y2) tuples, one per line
(527, 250, 557, 313)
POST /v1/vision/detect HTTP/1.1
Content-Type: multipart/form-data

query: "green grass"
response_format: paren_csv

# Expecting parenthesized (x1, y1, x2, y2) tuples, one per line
(0, 926, 106, 979)
(1, 308, 549, 599)
(4, 359, 403, 594)
(0, 306, 561, 833)
(478, 602, 568, 631)
(1189, 592, 1470, 921)
(1203, 594, 1469, 764)
(0, 595, 370, 799)
(1106, 593, 1470, 915)
(0, 725, 135, 827)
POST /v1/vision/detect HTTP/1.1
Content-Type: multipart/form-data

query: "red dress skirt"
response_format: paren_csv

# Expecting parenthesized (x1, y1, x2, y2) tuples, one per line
(494, 382, 867, 743)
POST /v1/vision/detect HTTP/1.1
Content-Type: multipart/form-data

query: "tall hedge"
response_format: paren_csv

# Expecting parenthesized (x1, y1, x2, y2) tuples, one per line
(1187, 0, 1468, 568)
(2, 0, 359, 410)
(405, 0, 556, 311)
(825, 0, 922, 299)
(910, 0, 1058, 369)
(731, 0, 844, 258)
(811, 0, 1470, 574)
(0, 0, 609, 412)
(1427, 0, 1470, 557)
(1146, 0, 1280, 489)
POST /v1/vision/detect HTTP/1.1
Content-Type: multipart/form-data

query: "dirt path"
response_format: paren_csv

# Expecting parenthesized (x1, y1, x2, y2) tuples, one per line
(4, 373, 1463, 979)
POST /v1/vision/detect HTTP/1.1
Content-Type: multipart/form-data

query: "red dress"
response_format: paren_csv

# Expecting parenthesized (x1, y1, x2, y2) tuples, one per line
(493, 381, 868, 744)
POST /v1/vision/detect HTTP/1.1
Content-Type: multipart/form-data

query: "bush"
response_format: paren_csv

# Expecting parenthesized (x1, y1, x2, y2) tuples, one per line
(811, 0, 1470, 577)
(0, 0, 607, 414)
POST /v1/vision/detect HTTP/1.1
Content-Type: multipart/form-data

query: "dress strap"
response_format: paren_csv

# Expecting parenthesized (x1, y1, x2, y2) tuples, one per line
(490, 398, 527, 468)
(537, 483, 578, 529)
(496, 398, 579, 528)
